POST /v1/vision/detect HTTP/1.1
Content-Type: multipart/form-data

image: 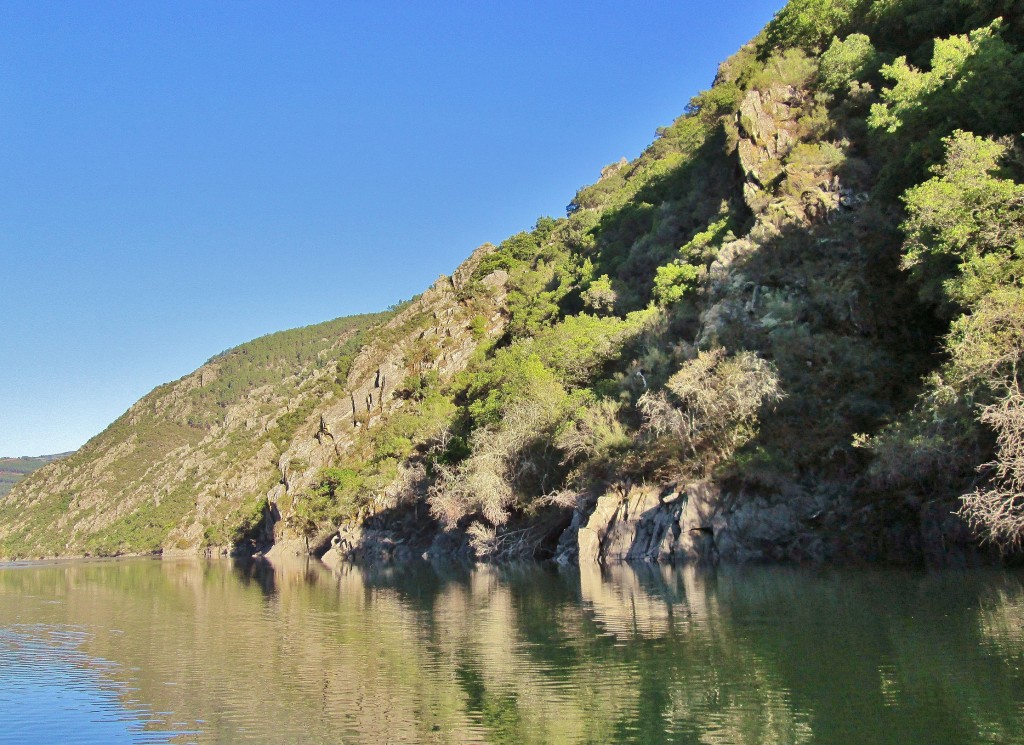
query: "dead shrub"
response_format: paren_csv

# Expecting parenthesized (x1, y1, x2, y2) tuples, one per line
(638, 348, 783, 477)
(959, 386, 1024, 551)
(428, 379, 567, 528)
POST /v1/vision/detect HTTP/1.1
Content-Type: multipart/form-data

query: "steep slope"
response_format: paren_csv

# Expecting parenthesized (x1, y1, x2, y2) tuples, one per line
(0, 249, 507, 559)
(6, 0, 1024, 563)
(0, 313, 388, 557)
(0, 454, 70, 498)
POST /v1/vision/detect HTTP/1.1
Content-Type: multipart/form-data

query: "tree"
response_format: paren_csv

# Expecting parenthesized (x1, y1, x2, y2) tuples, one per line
(290, 467, 365, 547)
(949, 289, 1024, 550)
(901, 130, 1024, 309)
(818, 33, 878, 91)
(868, 20, 1024, 188)
(894, 130, 1024, 550)
(581, 274, 618, 313)
(959, 382, 1024, 551)
(763, 0, 866, 52)
(652, 262, 702, 305)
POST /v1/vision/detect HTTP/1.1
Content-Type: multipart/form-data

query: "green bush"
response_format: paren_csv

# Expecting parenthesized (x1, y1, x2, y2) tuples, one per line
(763, 0, 866, 52)
(652, 263, 702, 305)
(748, 48, 818, 89)
(901, 130, 1024, 310)
(818, 33, 877, 91)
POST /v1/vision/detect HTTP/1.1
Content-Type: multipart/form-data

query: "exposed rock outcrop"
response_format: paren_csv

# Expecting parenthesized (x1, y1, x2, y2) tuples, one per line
(0, 244, 507, 560)
(557, 482, 830, 566)
(736, 84, 805, 211)
(264, 246, 509, 549)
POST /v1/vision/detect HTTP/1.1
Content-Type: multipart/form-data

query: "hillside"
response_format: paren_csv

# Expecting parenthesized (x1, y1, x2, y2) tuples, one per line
(0, 312, 393, 556)
(0, 454, 70, 499)
(5, 0, 1024, 564)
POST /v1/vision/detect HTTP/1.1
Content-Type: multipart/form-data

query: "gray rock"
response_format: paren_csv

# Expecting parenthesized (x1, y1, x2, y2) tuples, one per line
(563, 480, 828, 566)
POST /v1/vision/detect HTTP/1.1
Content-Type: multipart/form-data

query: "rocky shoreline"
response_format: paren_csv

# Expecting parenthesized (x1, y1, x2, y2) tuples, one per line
(245, 479, 995, 570)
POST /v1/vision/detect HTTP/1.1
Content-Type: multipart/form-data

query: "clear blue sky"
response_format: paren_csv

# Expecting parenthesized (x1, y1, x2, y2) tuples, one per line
(0, 0, 785, 456)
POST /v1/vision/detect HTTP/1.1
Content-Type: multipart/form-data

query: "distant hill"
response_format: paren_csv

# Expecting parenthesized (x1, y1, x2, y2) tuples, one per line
(0, 454, 72, 498)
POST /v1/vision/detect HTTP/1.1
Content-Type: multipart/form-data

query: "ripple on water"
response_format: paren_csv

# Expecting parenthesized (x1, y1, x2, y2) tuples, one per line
(0, 624, 197, 745)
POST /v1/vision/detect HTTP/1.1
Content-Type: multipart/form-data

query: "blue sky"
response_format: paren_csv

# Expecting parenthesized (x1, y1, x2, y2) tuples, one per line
(0, 0, 785, 456)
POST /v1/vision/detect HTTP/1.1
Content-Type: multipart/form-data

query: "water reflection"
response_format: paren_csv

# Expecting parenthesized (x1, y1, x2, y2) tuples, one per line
(0, 559, 1022, 744)
(0, 621, 195, 744)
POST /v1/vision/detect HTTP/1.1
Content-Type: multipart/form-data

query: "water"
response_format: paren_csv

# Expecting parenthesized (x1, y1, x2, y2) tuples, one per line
(0, 559, 1021, 745)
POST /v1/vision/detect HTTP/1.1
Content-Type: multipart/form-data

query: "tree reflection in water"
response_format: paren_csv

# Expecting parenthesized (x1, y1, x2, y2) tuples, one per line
(0, 559, 1021, 744)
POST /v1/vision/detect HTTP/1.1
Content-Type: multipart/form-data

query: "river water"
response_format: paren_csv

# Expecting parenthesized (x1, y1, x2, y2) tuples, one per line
(0, 558, 1021, 744)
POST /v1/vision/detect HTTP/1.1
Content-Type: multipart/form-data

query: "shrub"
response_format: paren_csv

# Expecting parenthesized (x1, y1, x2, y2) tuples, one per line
(959, 387, 1024, 551)
(555, 397, 632, 474)
(901, 130, 1024, 309)
(748, 48, 818, 90)
(532, 313, 646, 386)
(947, 290, 1024, 550)
(868, 20, 1024, 190)
(465, 347, 560, 426)
(581, 274, 618, 313)
(402, 369, 440, 400)
(638, 349, 784, 477)
(652, 262, 702, 305)
(430, 371, 569, 527)
(763, 0, 866, 53)
(857, 372, 984, 492)
(819, 33, 877, 91)
(469, 314, 488, 339)
(294, 467, 366, 533)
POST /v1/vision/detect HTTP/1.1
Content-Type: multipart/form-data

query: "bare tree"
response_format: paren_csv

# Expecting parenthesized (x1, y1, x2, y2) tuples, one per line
(951, 290, 1024, 552)
(959, 385, 1024, 551)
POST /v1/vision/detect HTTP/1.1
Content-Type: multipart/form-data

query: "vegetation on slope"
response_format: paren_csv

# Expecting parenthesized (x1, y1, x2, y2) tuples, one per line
(7, 0, 1024, 562)
(308, 0, 1024, 560)
(0, 312, 391, 557)
(0, 454, 70, 499)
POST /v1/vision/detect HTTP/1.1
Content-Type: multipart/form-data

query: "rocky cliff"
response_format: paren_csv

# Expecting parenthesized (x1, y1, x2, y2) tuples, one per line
(0, 454, 70, 499)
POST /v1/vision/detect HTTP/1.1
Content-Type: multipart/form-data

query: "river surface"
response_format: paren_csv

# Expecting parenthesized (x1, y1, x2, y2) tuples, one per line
(0, 559, 1022, 744)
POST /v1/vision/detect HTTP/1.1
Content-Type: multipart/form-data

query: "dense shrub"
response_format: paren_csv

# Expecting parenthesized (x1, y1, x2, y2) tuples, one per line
(818, 33, 878, 91)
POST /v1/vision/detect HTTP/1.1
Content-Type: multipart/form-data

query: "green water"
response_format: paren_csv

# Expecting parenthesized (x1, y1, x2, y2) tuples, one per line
(0, 559, 1022, 744)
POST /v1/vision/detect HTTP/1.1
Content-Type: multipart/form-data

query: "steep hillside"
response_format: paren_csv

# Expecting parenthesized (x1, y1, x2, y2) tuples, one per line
(0, 454, 70, 498)
(6, 0, 1024, 564)
(0, 313, 390, 556)
(0, 249, 508, 559)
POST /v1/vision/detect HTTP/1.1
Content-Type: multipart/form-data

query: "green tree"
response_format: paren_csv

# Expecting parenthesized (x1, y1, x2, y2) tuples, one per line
(901, 130, 1024, 309)
(763, 0, 867, 52)
(291, 467, 366, 543)
(868, 20, 1024, 188)
(581, 274, 617, 313)
(652, 263, 702, 305)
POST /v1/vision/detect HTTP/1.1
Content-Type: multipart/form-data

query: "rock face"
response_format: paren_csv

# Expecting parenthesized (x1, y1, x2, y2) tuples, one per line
(736, 84, 805, 210)
(559, 482, 830, 566)
(264, 246, 509, 549)
(0, 454, 70, 499)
